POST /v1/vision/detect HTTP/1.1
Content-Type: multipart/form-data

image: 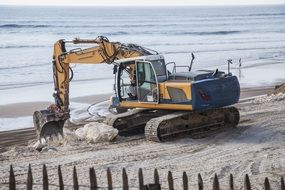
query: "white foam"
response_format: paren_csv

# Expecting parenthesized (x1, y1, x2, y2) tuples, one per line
(0, 116, 33, 132)
(0, 79, 113, 106)
(0, 101, 112, 131)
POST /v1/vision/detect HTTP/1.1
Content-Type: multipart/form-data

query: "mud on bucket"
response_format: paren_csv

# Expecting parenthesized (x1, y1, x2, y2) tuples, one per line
(33, 110, 65, 141)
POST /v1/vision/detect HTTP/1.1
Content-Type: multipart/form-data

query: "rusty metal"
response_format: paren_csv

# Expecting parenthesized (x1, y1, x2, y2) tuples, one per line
(33, 109, 67, 141)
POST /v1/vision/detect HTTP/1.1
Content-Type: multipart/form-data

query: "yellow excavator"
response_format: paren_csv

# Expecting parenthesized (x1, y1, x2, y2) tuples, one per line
(33, 36, 240, 142)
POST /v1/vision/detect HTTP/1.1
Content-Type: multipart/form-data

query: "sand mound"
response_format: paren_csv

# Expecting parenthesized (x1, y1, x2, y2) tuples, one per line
(251, 83, 285, 104)
(271, 83, 285, 94)
(252, 93, 285, 104)
(33, 122, 118, 151)
(75, 122, 118, 143)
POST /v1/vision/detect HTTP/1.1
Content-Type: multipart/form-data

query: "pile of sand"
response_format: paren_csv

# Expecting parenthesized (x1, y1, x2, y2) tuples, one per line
(33, 122, 118, 151)
(271, 83, 285, 94)
(252, 92, 285, 104)
(251, 83, 285, 104)
(74, 122, 118, 143)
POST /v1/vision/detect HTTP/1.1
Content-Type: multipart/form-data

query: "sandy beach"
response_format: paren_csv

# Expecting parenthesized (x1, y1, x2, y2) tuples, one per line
(0, 86, 274, 119)
(1, 4, 285, 189)
(0, 93, 112, 118)
(0, 85, 284, 189)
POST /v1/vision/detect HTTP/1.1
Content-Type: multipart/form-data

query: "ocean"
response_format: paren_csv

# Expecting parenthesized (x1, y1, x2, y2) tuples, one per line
(0, 5, 285, 105)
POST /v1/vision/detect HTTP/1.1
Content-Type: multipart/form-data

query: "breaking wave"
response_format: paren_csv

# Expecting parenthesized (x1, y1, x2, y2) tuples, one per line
(0, 24, 51, 28)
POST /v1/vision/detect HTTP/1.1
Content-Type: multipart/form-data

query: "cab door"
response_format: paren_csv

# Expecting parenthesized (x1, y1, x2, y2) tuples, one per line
(136, 61, 159, 103)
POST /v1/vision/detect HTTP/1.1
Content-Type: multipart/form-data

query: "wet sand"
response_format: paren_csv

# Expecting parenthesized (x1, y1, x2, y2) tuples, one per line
(0, 92, 284, 189)
(0, 87, 274, 118)
(0, 93, 112, 118)
(0, 86, 275, 151)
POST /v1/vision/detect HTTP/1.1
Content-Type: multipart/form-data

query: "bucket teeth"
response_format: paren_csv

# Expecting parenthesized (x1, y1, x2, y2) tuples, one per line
(33, 110, 66, 143)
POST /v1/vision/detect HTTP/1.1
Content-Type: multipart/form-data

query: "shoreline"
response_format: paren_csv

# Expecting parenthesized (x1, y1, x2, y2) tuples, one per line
(0, 86, 274, 119)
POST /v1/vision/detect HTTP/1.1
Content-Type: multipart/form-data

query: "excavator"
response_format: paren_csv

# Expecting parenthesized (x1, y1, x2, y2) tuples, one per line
(33, 36, 240, 142)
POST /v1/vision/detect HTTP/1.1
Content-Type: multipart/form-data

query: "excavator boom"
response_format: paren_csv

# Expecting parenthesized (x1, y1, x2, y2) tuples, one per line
(33, 36, 155, 140)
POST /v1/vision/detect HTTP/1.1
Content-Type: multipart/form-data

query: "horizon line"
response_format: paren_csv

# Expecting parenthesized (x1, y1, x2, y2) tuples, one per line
(1, 3, 285, 7)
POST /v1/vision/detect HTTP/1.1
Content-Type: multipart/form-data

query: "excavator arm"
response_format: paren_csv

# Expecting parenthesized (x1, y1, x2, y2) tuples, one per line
(33, 36, 154, 140)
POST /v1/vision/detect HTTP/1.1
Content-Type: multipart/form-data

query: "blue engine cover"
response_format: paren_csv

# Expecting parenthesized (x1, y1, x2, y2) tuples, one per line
(191, 75, 240, 110)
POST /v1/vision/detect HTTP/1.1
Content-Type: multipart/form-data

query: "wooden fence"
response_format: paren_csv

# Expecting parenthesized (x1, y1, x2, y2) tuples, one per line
(2, 164, 285, 190)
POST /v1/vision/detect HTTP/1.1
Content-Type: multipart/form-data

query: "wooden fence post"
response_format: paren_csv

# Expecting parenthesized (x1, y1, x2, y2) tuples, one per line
(182, 171, 188, 190)
(26, 164, 33, 190)
(212, 174, 219, 190)
(58, 165, 64, 190)
(168, 171, 174, 190)
(198, 173, 203, 190)
(122, 168, 129, 190)
(9, 165, 16, 190)
(244, 174, 251, 190)
(73, 166, 79, 190)
(43, 164, 48, 190)
(138, 168, 144, 190)
(264, 177, 270, 190)
(7, 164, 285, 190)
(154, 168, 159, 185)
(107, 168, 113, 190)
(89, 167, 97, 190)
(229, 174, 234, 190)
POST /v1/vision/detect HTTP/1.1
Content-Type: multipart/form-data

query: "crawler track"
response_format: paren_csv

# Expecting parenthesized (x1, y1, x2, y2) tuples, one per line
(145, 107, 240, 142)
(105, 108, 172, 135)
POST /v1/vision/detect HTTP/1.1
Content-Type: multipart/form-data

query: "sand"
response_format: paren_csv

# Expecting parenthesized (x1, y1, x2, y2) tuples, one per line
(0, 93, 112, 118)
(0, 85, 284, 189)
(0, 87, 272, 119)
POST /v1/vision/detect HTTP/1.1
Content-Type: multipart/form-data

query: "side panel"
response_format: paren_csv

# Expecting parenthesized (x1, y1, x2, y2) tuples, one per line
(159, 82, 192, 103)
(191, 76, 240, 110)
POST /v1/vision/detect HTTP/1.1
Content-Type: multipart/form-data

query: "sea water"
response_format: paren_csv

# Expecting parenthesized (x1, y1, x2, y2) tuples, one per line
(0, 5, 285, 105)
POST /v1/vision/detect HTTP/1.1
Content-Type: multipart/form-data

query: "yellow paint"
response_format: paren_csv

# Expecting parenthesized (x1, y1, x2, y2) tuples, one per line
(159, 81, 192, 100)
(52, 38, 144, 112)
(120, 101, 193, 111)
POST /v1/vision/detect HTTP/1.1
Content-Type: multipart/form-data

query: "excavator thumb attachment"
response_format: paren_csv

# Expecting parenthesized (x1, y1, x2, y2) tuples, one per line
(33, 110, 66, 142)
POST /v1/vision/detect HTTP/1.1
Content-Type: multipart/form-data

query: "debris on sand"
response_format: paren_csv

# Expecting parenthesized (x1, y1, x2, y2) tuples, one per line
(252, 92, 285, 104)
(251, 83, 285, 104)
(75, 122, 118, 143)
(32, 122, 118, 151)
(271, 83, 285, 95)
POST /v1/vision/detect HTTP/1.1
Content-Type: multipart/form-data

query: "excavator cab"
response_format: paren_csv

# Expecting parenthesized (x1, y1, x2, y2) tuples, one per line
(113, 55, 167, 108)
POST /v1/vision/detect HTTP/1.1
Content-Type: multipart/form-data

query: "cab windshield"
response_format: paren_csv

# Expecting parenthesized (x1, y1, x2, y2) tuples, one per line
(150, 59, 167, 76)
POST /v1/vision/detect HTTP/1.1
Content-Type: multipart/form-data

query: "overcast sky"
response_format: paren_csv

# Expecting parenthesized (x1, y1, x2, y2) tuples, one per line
(1, 0, 285, 6)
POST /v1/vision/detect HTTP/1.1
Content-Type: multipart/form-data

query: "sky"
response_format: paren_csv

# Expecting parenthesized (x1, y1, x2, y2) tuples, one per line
(1, 0, 285, 6)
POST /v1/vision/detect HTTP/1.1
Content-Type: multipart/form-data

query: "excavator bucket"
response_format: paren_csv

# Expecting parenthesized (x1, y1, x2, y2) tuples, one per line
(33, 110, 66, 142)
